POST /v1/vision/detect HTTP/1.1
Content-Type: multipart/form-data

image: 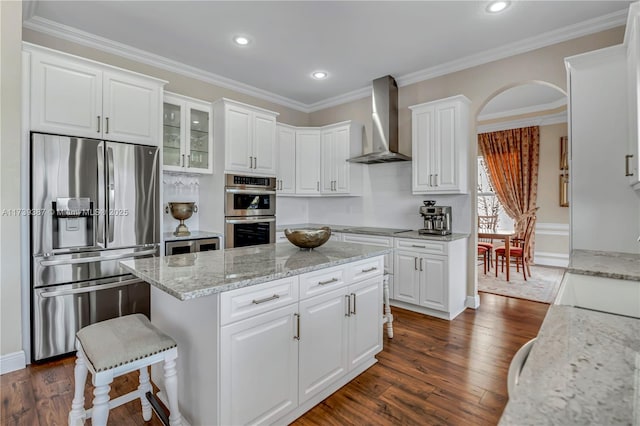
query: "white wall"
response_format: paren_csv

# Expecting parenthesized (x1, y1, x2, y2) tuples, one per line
(1, 0, 26, 371)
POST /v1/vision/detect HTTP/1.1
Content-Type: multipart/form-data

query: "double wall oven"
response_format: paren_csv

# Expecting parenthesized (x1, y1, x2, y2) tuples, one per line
(224, 174, 276, 248)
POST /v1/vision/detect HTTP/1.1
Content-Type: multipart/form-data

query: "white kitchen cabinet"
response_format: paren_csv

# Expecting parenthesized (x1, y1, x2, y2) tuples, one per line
(215, 98, 279, 176)
(277, 124, 296, 193)
(220, 304, 299, 425)
(347, 277, 383, 369)
(163, 92, 213, 174)
(298, 287, 348, 404)
(321, 123, 351, 194)
(27, 44, 164, 145)
(625, 4, 640, 192)
(295, 128, 322, 194)
(409, 95, 470, 194)
(392, 238, 467, 320)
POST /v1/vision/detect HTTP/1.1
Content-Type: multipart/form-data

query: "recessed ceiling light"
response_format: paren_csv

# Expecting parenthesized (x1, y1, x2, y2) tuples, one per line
(311, 71, 328, 80)
(233, 36, 250, 46)
(486, 1, 510, 13)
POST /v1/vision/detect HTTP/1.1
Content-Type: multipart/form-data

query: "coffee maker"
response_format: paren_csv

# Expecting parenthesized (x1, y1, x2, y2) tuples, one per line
(419, 200, 452, 235)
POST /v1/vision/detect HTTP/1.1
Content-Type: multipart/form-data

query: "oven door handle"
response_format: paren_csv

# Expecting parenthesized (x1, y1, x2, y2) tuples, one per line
(225, 217, 276, 224)
(225, 188, 276, 195)
(39, 247, 157, 266)
(39, 278, 143, 298)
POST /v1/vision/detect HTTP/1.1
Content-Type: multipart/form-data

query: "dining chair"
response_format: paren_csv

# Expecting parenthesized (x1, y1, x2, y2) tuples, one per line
(477, 245, 489, 275)
(477, 215, 499, 270)
(494, 225, 533, 281)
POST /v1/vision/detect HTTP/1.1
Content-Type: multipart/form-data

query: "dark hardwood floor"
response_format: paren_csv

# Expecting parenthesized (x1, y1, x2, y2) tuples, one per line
(1, 293, 548, 426)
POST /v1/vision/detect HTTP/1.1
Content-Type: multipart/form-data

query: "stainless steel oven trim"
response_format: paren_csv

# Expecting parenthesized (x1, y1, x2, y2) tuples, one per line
(225, 217, 276, 224)
(224, 190, 276, 217)
(225, 216, 276, 249)
(225, 188, 276, 195)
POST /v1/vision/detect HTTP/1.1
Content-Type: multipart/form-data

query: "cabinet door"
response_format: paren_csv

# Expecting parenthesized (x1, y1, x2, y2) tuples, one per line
(412, 106, 435, 192)
(432, 103, 458, 191)
(348, 277, 382, 369)
(162, 98, 185, 171)
(295, 130, 321, 194)
(393, 250, 420, 304)
(419, 255, 447, 311)
(103, 71, 159, 145)
(277, 125, 296, 194)
(320, 130, 334, 193)
(298, 288, 348, 404)
(253, 112, 277, 175)
(225, 105, 252, 173)
(220, 304, 298, 425)
(30, 51, 103, 138)
(332, 126, 351, 193)
(186, 102, 213, 173)
(627, 17, 640, 188)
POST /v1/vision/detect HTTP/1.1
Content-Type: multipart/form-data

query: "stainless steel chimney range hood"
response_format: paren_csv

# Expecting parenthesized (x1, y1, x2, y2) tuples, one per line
(347, 75, 411, 164)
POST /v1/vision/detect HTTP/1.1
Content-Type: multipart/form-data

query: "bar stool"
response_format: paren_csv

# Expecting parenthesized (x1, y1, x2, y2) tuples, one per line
(68, 314, 182, 426)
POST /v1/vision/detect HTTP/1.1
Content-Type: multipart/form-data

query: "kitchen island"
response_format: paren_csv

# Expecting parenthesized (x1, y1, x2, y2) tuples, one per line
(121, 241, 390, 425)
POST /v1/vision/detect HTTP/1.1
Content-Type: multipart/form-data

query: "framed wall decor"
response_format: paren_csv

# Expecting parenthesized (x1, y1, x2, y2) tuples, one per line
(560, 136, 569, 170)
(559, 174, 569, 207)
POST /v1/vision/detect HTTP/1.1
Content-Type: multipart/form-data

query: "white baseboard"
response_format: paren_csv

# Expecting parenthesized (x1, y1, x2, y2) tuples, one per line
(465, 295, 480, 309)
(534, 251, 569, 268)
(0, 351, 26, 375)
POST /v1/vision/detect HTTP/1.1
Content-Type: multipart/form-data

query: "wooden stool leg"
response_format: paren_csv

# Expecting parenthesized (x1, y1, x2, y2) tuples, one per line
(91, 372, 113, 426)
(495, 254, 499, 277)
(68, 344, 88, 426)
(383, 276, 393, 338)
(164, 350, 182, 426)
(139, 367, 153, 421)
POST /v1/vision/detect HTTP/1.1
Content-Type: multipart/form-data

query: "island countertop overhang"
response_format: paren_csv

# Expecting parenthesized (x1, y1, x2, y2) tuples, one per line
(120, 241, 391, 301)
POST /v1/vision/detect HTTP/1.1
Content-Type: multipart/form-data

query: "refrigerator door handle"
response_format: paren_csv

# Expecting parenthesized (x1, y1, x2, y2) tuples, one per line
(40, 278, 143, 298)
(38, 247, 158, 266)
(97, 142, 106, 247)
(107, 146, 115, 243)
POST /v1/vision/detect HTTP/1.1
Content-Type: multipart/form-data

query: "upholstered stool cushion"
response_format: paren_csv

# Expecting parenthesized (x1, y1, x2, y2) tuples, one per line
(76, 314, 177, 372)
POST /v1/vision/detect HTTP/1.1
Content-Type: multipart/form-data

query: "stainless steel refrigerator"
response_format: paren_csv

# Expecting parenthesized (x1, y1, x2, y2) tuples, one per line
(30, 132, 160, 361)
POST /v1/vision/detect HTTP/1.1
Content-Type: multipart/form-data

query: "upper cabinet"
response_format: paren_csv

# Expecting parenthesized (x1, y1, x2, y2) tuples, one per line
(214, 98, 279, 176)
(276, 124, 297, 194)
(409, 95, 470, 194)
(163, 92, 213, 174)
(282, 121, 362, 196)
(626, 4, 640, 192)
(26, 44, 165, 146)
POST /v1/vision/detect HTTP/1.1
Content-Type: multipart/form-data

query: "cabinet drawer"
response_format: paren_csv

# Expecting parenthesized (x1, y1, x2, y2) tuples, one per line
(342, 233, 393, 273)
(299, 265, 347, 299)
(347, 256, 384, 283)
(220, 276, 298, 325)
(395, 238, 446, 255)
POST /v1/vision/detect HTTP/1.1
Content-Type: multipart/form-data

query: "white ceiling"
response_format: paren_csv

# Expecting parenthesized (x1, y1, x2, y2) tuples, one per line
(23, 1, 633, 112)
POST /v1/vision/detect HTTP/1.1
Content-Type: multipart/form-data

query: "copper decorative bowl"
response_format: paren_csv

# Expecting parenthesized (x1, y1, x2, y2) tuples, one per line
(284, 226, 331, 250)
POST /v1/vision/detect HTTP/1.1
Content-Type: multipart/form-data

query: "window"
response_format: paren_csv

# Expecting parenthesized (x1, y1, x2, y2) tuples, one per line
(478, 157, 513, 230)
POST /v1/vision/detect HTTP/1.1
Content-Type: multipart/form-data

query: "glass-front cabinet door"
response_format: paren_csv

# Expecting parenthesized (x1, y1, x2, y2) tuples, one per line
(162, 92, 213, 174)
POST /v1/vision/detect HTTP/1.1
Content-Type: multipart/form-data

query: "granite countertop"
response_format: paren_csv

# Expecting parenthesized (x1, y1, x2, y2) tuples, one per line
(121, 241, 390, 301)
(499, 305, 640, 425)
(277, 223, 469, 240)
(163, 230, 223, 242)
(568, 249, 640, 281)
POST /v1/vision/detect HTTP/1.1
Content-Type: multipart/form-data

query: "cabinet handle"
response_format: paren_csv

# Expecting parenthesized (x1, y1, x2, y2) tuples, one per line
(253, 157, 257, 169)
(414, 257, 418, 270)
(361, 266, 377, 273)
(625, 154, 634, 176)
(318, 277, 338, 285)
(434, 174, 438, 187)
(252, 294, 280, 304)
(345, 295, 351, 317)
(96, 116, 101, 133)
(187, 154, 191, 168)
(294, 313, 300, 340)
(429, 174, 433, 186)
(419, 258, 423, 271)
(105, 117, 109, 134)
(350, 293, 356, 315)
(249, 156, 253, 169)
(317, 181, 320, 191)
(412, 244, 426, 248)
(181, 154, 185, 167)
(279, 180, 283, 190)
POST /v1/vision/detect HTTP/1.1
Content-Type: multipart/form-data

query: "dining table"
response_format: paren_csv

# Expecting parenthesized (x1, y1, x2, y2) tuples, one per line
(478, 229, 517, 281)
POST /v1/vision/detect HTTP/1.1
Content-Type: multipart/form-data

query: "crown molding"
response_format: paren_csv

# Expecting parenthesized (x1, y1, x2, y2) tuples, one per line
(22, 16, 311, 113)
(476, 111, 567, 134)
(23, 7, 628, 113)
(396, 9, 627, 88)
(478, 98, 566, 122)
